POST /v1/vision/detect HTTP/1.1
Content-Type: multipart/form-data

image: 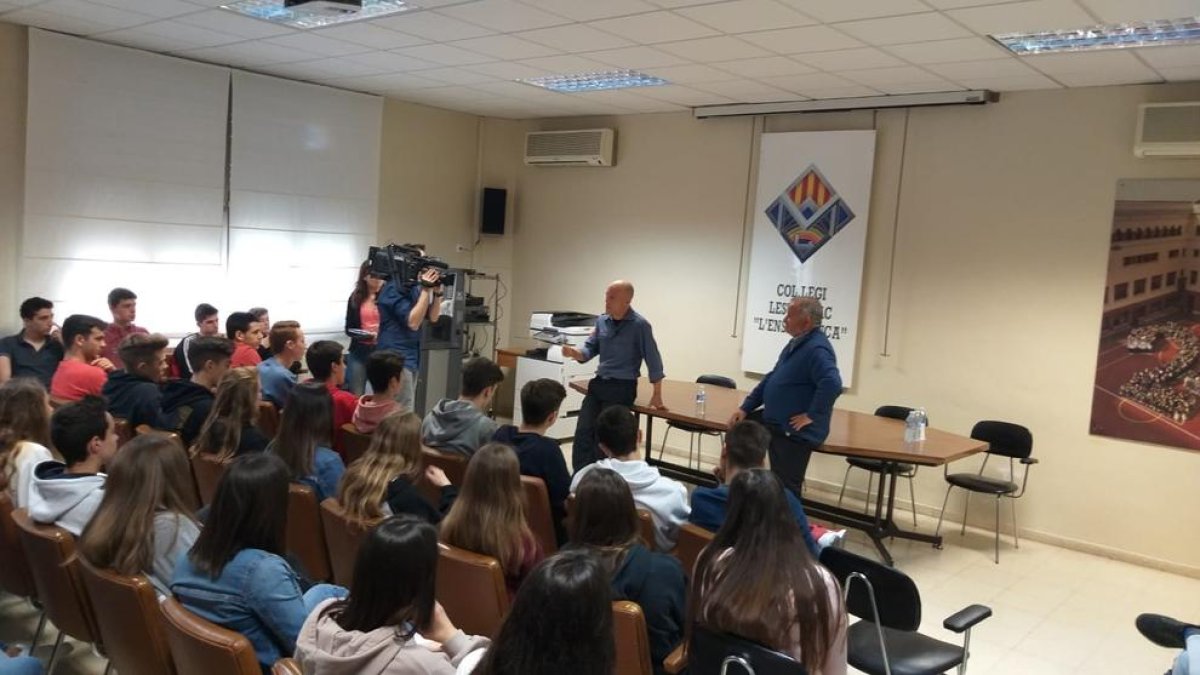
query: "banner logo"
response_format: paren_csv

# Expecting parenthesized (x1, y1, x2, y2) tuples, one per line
(764, 164, 856, 263)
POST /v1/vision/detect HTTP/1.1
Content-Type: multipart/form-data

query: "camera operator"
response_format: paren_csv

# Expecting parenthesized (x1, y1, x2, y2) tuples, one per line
(376, 243, 443, 412)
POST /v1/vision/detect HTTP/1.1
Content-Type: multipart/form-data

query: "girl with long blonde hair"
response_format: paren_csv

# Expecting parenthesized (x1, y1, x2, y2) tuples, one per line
(0, 378, 54, 509)
(440, 442, 542, 596)
(190, 368, 269, 460)
(338, 413, 455, 523)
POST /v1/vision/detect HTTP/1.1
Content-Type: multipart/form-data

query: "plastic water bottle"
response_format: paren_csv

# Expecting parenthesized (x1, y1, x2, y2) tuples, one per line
(904, 410, 919, 443)
(916, 407, 928, 441)
(695, 384, 707, 417)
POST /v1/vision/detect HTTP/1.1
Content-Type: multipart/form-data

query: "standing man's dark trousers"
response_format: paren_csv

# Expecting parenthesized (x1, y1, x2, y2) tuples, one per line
(572, 377, 638, 473)
(750, 411, 814, 495)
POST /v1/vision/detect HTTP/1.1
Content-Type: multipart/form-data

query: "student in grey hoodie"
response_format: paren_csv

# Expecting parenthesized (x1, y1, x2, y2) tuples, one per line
(295, 515, 488, 675)
(421, 357, 504, 457)
(27, 396, 119, 536)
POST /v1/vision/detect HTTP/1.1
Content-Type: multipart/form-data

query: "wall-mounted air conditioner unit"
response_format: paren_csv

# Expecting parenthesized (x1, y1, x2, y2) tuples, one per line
(1135, 102, 1200, 158)
(525, 129, 615, 167)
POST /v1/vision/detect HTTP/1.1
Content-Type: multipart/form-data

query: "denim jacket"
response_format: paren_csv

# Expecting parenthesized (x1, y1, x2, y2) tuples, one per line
(302, 447, 345, 502)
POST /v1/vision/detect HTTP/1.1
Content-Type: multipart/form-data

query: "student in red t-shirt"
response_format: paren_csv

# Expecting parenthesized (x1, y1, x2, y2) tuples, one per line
(225, 311, 265, 369)
(305, 340, 358, 456)
(50, 315, 115, 402)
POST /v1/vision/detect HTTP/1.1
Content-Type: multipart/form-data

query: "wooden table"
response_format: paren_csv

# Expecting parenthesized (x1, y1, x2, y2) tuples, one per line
(569, 378, 988, 565)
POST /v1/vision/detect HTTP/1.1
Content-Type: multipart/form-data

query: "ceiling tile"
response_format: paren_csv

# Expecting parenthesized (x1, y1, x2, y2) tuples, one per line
(842, 64, 953, 86)
(394, 43, 495, 66)
(676, 0, 815, 34)
(778, 0, 931, 22)
(475, 80, 562, 97)
(103, 20, 241, 50)
(91, 0, 201, 19)
(516, 24, 634, 52)
(516, 0, 659, 22)
(181, 40, 315, 66)
(646, 0, 743, 6)
(583, 45, 692, 69)
(173, 9, 295, 38)
(411, 66, 497, 85)
(1155, 65, 1200, 82)
(334, 50, 441, 72)
(2, 7, 113, 34)
(946, 0, 1097, 35)
(872, 80, 963, 94)
(570, 89, 684, 112)
(438, 0, 572, 33)
(885, 36, 1011, 64)
(795, 46, 907, 71)
(657, 36, 772, 62)
(740, 25, 865, 54)
(374, 11, 497, 41)
(1076, 0, 1199, 23)
(922, 0, 1014, 7)
(712, 55, 815, 77)
(588, 11, 719, 44)
(642, 62, 741, 83)
(761, 71, 856, 92)
(1136, 45, 1200, 69)
(462, 60, 555, 79)
(691, 78, 798, 102)
(18, 0, 155, 32)
(329, 71, 446, 92)
(263, 32, 373, 57)
(945, 72, 1063, 90)
(837, 13, 972, 46)
(517, 54, 615, 73)
(805, 86, 879, 98)
(1022, 50, 1164, 86)
(278, 57, 376, 80)
(311, 24, 428, 50)
(926, 58, 1041, 80)
(451, 34, 562, 59)
(635, 84, 735, 106)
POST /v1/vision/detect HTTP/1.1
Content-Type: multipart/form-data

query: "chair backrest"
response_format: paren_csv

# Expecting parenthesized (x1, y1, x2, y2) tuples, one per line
(520, 475, 558, 554)
(78, 558, 176, 675)
(271, 658, 303, 675)
(688, 624, 808, 675)
(419, 448, 468, 506)
(319, 498, 377, 587)
(340, 423, 372, 467)
(11, 509, 101, 645)
(436, 543, 510, 638)
(636, 508, 656, 550)
(191, 453, 230, 508)
(970, 420, 1032, 460)
(873, 405, 916, 423)
(286, 483, 332, 582)
(159, 597, 261, 675)
(0, 493, 36, 599)
(115, 417, 136, 447)
(819, 547, 920, 631)
(256, 402, 280, 438)
(697, 374, 737, 389)
(673, 522, 715, 577)
(613, 601, 654, 675)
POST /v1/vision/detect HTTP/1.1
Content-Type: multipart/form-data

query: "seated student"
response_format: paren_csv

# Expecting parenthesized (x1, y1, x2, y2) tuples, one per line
(339, 413, 456, 524)
(102, 332, 172, 430)
(162, 337, 233, 447)
(569, 468, 685, 674)
(50, 314, 113, 402)
(0, 379, 54, 510)
(78, 434, 200, 595)
(422, 357, 503, 457)
(305, 340, 357, 448)
(688, 469, 847, 675)
(296, 515, 490, 674)
(455, 550, 614, 675)
(440, 443, 543, 597)
(0, 652, 42, 675)
(492, 379, 570, 545)
(248, 307, 273, 363)
(27, 396, 118, 536)
(225, 311, 265, 369)
(690, 419, 824, 557)
(269, 382, 345, 501)
(0, 297, 63, 389)
(258, 320, 305, 408)
(101, 288, 148, 370)
(190, 368, 271, 459)
(170, 453, 347, 671)
(352, 350, 406, 432)
(174, 303, 220, 380)
(570, 405, 689, 552)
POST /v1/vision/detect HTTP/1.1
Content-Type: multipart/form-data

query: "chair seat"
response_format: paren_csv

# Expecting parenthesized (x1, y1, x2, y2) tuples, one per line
(945, 473, 1018, 495)
(847, 621, 963, 675)
(847, 457, 916, 475)
(665, 420, 721, 435)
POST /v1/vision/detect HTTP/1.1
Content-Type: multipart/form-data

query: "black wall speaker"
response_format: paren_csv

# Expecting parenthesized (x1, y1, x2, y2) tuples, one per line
(481, 187, 506, 235)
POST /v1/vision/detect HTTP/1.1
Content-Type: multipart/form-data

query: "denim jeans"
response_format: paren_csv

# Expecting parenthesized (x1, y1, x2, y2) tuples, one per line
(345, 350, 369, 396)
(0, 655, 42, 675)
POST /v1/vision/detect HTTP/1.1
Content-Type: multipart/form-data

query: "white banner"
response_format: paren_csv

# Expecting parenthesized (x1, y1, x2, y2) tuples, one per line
(741, 130, 876, 385)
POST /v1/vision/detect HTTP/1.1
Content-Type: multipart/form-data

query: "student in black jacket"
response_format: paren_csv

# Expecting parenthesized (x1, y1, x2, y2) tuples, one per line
(102, 333, 173, 430)
(162, 336, 233, 446)
(338, 412, 456, 524)
(492, 378, 570, 545)
(568, 467, 685, 674)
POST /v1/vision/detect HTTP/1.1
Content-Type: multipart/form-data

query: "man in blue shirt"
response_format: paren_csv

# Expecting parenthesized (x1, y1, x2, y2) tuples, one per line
(563, 280, 666, 472)
(257, 321, 305, 408)
(376, 246, 443, 412)
(729, 296, 842, 494)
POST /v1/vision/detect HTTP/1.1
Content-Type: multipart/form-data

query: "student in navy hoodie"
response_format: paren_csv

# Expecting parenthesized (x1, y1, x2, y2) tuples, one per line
(492, 378, 570, 545)
(568, 468, 685, 674)
(161, 336, 233, 446)
(101, 333, 173, 430)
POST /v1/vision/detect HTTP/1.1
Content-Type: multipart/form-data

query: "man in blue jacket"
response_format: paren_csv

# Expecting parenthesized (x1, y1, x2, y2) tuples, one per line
(729, 296, 842, 494)
(377, 244, 443, 412)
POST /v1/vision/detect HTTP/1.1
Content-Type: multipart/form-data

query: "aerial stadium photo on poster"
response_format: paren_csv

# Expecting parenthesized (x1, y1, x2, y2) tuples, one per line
(1091, 178, 1200, 452)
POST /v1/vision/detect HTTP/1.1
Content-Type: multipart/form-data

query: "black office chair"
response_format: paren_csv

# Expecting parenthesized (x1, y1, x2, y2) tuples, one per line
(821, 547, 991, 675)
(934, 420, 1037, 564)
(836, 406, 921, 526)
(686, 624, 807, 675)
(658, 374, 737, 470)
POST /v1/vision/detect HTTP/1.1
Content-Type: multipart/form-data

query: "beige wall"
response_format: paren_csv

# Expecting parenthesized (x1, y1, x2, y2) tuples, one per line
(0, 23, 26, 329)
(494, 84, 1200, 573)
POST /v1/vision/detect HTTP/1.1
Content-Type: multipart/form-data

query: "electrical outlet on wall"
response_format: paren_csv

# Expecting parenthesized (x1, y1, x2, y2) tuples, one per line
(456, 244, 469, 253)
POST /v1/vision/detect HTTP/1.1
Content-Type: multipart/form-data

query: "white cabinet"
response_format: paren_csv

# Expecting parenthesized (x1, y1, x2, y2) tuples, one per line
(514, 355, 597, 440)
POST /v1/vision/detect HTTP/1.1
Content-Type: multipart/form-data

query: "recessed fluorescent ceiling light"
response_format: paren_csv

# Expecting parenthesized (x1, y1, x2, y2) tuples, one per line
(994, 16, 1200, 55)
(220, 0, 418, 29)
(519, 70, 668, 93)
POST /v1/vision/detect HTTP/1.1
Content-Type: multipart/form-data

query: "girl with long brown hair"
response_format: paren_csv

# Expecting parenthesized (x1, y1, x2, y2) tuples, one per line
(338, 412, 455, 524)
(78, 434, 200, 594)
(270, 381, 344, 500)
(0, 378, 54, 509)
(440, 442, 542, 596)
(688, 468, 847, 674)
(190, 368, 269, 460)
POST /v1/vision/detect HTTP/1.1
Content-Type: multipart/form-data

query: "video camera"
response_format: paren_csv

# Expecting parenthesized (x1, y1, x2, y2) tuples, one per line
(368, 244, 450, 287)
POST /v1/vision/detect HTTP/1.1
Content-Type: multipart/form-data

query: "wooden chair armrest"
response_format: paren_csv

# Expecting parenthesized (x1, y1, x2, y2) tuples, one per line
(663, 643, 687, 674)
